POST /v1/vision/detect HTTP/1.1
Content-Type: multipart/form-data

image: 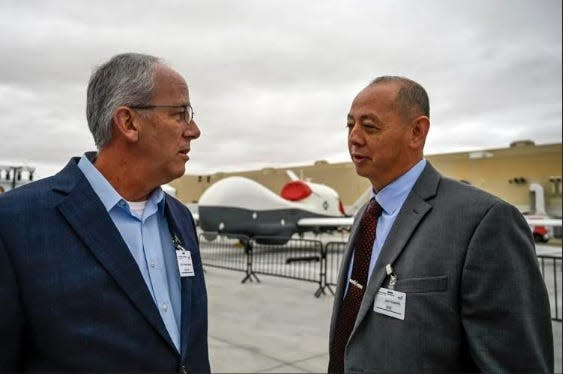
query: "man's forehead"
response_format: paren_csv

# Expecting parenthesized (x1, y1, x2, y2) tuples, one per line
(153, 65, 189, 98)
(154, 64, 186, 83)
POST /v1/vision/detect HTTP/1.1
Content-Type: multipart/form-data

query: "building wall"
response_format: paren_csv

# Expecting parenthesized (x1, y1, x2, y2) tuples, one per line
(425, 142, 562, 215)
(170, 142, 562, 217)
(0, 166, 35, 193)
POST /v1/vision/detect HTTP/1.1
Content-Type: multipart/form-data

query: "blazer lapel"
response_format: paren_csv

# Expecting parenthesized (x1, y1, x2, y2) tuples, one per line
(164, 197, 196, 360)
(352, 163, 440, 334)
(54, 161, 175, 350)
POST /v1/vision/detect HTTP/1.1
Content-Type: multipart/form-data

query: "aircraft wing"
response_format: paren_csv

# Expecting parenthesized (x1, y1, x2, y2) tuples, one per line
(524, 218, 562, 227)
(297, 217, 354, 227)
(297, 216, 562, 229)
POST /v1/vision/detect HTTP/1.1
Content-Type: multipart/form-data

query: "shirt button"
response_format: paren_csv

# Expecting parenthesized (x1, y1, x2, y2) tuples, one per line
(150, 260, 156, 268)
(162, 303, 168, 312)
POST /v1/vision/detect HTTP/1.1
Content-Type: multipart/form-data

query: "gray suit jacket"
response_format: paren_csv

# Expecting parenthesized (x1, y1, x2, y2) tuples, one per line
(329, 163, 553, 373)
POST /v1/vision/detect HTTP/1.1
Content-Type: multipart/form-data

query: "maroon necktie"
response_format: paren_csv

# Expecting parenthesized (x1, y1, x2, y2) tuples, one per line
(328, 199, 382, 374)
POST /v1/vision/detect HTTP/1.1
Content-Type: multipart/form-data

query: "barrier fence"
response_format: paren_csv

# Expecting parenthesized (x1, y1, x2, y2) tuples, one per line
(538, 255, 562, 322)
(199, 232, 562, 321)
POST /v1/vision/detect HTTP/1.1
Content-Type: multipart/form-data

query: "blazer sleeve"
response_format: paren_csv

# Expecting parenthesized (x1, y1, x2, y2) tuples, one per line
(460, 201, 553, 373)
(0, 234, 24, 371)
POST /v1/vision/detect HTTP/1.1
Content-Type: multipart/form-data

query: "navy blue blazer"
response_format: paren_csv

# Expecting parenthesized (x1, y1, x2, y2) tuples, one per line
(0, 157, 210, 373)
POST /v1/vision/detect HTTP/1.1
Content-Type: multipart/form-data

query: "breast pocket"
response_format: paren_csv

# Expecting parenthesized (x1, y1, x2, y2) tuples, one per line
(394, 275, 448, 293)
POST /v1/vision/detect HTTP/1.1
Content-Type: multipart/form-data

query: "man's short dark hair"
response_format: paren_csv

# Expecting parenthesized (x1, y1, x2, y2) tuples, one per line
(370, 76, 430, 119)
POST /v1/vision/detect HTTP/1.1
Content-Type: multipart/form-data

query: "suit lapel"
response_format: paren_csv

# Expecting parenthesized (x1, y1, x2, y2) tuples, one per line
(164, 197, 196, 360)
(352, 163, 440, 334)
(54, 161, 175, 350)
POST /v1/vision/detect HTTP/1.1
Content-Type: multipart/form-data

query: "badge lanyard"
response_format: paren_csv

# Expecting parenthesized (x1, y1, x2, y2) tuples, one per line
(172, 233, 195, 277)
(373, 263, 406, 320)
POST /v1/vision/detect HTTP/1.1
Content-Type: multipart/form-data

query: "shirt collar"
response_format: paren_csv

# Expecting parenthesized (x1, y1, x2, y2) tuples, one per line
(77, 152, 165, 215)
(372, 159, 427, 215)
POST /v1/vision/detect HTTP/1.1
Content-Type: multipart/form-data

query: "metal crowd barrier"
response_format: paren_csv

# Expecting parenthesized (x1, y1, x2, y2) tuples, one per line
(199, 232, 326, 295)
(198, 232, 250, 273)
(199, 232, 562, 321)
(537, 255, 562, 322)
(324, 241, 347, 294)
(251, 236, 324, 295)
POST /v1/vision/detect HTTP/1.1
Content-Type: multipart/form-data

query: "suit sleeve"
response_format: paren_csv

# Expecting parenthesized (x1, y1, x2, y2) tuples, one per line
(0, 234, 24, 371)
(460, 201, 553, 373)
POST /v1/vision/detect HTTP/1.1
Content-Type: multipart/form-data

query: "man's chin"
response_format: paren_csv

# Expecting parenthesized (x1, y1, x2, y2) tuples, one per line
(353, 164, 370, 178)
(171, 169, 186, 181)
(161, 167, 186, 185)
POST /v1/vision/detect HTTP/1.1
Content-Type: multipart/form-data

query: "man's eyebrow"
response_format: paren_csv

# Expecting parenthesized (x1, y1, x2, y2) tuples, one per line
(358, 113, 380, 123)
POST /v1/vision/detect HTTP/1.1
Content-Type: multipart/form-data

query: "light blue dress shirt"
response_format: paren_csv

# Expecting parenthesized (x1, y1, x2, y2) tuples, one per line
(346, 159, 427, 293)
(78, 154, 181, 352)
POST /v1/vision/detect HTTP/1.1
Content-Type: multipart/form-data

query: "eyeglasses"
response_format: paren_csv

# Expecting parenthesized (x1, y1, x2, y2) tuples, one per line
(129, 104, 194, 123)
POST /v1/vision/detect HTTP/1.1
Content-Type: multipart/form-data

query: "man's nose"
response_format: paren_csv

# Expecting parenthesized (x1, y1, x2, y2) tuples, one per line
(185, 119, 201, 139)
(348, 125, 363, 146)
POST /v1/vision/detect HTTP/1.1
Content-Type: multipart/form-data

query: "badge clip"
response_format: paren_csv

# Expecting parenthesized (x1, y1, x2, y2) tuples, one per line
(385, 264, 397, 290)
(172, 234, 186, 252)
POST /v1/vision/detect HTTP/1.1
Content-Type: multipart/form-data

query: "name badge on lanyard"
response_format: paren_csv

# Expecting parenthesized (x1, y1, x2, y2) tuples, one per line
(173, 235, 195, 277)
(373, 264, 406, 320)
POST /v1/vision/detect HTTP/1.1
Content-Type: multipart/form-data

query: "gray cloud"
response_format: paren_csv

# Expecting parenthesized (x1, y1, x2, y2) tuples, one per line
(0, 0, 560, 178)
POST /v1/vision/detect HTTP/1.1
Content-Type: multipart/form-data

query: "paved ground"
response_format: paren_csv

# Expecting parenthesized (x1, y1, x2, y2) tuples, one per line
(207, 268, 332, 373)
(206, 266, 562, 373)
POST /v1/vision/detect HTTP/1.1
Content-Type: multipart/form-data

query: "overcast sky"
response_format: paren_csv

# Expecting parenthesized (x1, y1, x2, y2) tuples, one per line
(0, 0, 561, 179)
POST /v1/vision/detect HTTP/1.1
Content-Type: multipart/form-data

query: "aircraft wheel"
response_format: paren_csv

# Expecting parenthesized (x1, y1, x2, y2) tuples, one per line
(203, 232, 218, 242)
(533, 233, 548, 243)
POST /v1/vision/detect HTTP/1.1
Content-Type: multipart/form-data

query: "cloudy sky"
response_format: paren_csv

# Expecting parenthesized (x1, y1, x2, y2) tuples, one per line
(0, 0, 561, 179)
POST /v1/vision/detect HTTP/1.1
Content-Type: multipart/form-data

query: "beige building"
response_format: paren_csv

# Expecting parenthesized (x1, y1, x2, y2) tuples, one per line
(171, 141, 562, 217)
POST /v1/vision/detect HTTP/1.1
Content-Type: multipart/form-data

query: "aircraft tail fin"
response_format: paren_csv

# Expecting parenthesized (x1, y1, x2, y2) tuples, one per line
(286, 170, 299, 181)
(346, 187, 372, 216)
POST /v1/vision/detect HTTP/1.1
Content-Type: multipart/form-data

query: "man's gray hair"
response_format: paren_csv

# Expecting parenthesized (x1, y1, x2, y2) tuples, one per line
(86, 53, 162, 149)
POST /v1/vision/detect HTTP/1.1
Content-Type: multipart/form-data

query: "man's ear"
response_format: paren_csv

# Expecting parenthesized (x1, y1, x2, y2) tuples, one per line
(113, 106, 139, 143)
(410, 115, 430, 147)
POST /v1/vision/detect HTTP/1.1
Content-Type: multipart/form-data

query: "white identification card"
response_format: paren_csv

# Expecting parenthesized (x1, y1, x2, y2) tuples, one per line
(176, 250, 195, 277)
(373, 287, 406, 320)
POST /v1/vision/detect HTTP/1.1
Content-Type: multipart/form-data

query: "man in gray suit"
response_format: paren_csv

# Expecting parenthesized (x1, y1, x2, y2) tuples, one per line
(328, 76, 553, 373)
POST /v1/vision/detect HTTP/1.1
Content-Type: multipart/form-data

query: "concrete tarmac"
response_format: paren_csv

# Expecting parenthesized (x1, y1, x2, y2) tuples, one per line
(206, 267, 562, 373)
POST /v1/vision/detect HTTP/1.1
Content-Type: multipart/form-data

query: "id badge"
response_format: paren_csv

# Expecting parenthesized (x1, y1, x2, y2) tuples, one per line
(176, 249, 195, 277)
(373, 287, 406, 320)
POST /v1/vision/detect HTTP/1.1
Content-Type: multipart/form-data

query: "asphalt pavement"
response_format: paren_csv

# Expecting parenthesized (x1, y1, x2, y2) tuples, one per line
(207, 268, 332, 373)
(206, 265, 562, 373)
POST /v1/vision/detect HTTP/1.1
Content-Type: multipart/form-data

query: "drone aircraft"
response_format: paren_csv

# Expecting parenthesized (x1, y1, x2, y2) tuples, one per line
(195, 173, 561, 244)
(197, 171, 350, 243)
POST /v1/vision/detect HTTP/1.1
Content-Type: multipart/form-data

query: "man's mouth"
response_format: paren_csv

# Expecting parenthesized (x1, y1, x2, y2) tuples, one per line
(351, 153, 369, 163)
(178, 148, 190, 160)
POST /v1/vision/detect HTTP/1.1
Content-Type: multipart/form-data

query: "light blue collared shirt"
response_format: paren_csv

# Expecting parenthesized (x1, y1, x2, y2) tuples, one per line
(78, 153, 181, 352)
(346, 159, 427, 293)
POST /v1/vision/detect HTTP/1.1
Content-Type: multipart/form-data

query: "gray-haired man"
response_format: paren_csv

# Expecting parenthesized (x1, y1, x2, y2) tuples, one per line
(0, 53, 210, 372)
